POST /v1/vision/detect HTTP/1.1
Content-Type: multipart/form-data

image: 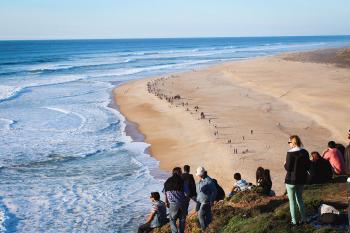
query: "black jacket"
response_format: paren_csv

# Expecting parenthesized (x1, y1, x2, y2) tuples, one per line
(284, 148, 311, 185)
(308, 157, 333, 184)
(345, 144, 350, 175)
(164, 174, 184, 192)
(181, 173, 197, 198)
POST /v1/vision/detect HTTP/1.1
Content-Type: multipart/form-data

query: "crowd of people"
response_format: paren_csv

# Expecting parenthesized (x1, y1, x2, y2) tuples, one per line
(284, 131, 350, 226)
(138, 164, 275, 233)
(137, 129, 350, 232)
(138, 165, 219, 233)
(147, 77, 253, 157)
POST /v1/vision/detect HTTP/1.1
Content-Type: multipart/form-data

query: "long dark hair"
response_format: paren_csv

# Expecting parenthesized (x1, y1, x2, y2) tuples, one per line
(256, 167, 265, 184)
(264, 169, 272, 185)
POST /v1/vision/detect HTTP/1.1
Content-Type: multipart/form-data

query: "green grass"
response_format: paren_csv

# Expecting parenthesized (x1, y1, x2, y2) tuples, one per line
(155, 181, 349, 233)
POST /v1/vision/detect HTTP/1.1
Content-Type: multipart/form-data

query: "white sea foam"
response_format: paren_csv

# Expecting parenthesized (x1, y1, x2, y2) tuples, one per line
(0, 207, 5, 233)
(0, 85, 23, 102)
(0, 118, 16, 130)
(44, 106, 87, 130)
(1, 37, 349, 233)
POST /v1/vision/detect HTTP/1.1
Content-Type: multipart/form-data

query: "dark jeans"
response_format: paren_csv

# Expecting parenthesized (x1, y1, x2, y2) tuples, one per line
(169, 203, 188, 233)
(198, 203, 212, 230)
(138, 223, 153, 233)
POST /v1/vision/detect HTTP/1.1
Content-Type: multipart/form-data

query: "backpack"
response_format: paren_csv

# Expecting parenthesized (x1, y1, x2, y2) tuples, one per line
(212, 179, 225, 201)
(319, 204, 339, 224)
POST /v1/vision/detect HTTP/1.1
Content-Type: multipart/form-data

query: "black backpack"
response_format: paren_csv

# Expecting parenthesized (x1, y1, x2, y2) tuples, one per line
(212, 179, 225, 201)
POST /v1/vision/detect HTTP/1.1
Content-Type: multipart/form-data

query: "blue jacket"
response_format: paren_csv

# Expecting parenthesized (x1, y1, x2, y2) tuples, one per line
(196, 175, 217, 204)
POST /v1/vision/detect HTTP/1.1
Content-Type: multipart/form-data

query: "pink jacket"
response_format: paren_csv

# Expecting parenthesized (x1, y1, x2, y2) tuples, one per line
(323, 148, 345, 174)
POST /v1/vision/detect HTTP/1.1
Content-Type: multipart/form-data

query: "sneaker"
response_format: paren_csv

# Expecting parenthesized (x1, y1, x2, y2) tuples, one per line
(288, 222, 298, 228)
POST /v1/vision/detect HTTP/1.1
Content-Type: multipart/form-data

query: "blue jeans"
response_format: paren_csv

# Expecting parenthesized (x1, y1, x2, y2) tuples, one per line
(198, 203, 212, 230)
(169, 203, 188, 233)
(286, 184, 306, 224)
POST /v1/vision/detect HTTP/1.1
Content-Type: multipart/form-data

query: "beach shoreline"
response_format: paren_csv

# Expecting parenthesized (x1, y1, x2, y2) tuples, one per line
(113, 48, 350, 195)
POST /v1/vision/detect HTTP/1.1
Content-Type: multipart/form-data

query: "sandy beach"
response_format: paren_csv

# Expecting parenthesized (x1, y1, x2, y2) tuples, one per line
(114, 48, 350, 195)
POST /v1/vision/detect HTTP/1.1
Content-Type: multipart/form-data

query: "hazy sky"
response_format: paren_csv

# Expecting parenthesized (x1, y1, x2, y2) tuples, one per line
(1, 0, 350, 40)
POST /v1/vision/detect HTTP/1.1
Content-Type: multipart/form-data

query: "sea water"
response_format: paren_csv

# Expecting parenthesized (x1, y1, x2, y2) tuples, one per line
(1, 36, 350, 233)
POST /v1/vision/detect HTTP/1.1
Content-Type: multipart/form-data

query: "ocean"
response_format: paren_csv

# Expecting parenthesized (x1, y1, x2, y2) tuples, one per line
(0, 36, 350, 233)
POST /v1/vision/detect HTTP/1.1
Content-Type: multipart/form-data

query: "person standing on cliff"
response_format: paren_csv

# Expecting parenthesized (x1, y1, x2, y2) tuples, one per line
(195, 167, 217, 231)
(164, 167, 187, 233)
(344, 130, 350, 175)
(284, 135, 311, 226)
(181, 165, 197, 211)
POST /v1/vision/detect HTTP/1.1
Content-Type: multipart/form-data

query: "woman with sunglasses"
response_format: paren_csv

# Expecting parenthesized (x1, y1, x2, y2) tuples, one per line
(284, 135, 311, 226)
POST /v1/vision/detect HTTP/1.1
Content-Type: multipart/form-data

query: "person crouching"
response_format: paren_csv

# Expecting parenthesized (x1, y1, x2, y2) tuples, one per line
(138, 192, 167, 233)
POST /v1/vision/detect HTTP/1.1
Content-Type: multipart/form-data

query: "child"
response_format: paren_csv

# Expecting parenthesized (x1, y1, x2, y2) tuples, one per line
(228, 173, 251, 198)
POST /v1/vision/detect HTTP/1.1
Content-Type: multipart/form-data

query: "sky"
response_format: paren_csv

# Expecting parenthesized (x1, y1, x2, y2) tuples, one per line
(0, 0, 350, 40)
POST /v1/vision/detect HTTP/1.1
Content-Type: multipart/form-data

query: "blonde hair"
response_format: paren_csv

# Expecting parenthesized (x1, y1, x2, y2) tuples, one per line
(289, 135, 303, 147)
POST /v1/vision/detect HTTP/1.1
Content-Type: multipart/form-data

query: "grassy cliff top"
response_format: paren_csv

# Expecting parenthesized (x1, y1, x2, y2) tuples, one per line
(155, 180, 348, 233)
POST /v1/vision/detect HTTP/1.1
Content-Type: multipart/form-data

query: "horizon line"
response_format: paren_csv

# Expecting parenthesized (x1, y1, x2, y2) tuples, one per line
(1, 34, 350, 42)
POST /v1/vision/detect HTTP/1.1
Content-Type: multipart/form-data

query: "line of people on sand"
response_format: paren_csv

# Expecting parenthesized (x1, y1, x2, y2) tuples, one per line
(148, 78, 258, 157)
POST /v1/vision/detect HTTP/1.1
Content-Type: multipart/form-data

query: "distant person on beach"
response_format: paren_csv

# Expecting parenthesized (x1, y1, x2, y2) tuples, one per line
(164, 167, 187, 233)
(138, 192, 167, 233)
(181, 165, 197, 209)
(195, 167, 217, 231)
(228, 173, 251, 198)
(307, 151, 333, 184)
(345, 130, 350, 175)
(322, 141, 345, 175)
(284, 135, 311, 226)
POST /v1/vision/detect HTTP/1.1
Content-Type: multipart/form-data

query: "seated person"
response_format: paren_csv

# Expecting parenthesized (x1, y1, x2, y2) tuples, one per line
(228, 173, 251, 197)
(257, 168, 273, 196)
(308, 151, 333, 184)
(322, 141, 345, 175)
(138, 192, 167, 233)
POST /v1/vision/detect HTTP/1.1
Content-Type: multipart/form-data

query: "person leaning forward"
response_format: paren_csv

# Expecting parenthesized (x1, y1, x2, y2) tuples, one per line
(195, 167, 217, 231)
(164, 167, 187, 233)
